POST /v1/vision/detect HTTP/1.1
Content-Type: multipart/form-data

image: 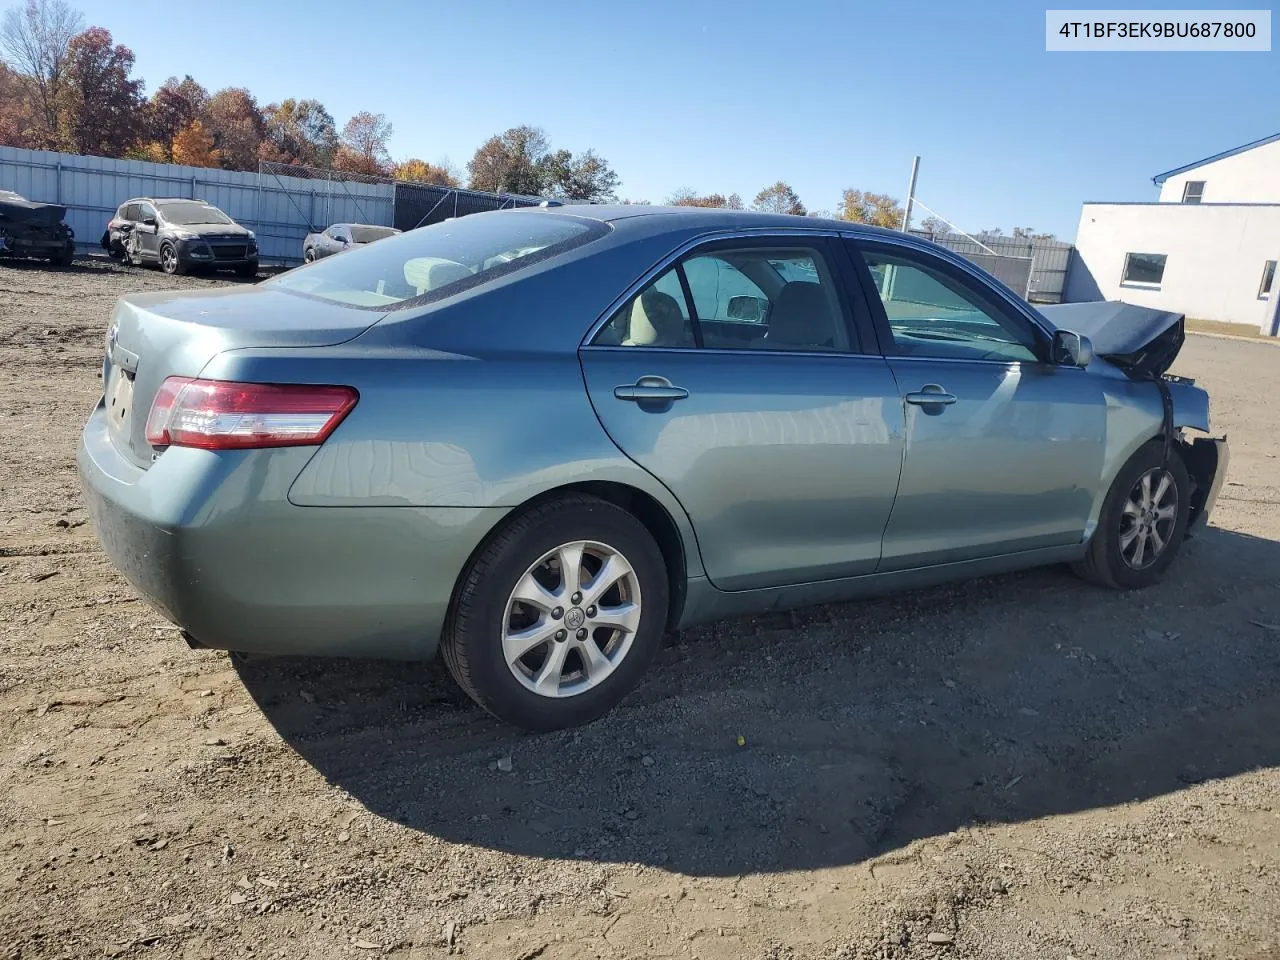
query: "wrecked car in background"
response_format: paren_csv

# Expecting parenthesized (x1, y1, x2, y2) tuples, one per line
(302, 223, 400, 262)
(0, 190, 76, 266)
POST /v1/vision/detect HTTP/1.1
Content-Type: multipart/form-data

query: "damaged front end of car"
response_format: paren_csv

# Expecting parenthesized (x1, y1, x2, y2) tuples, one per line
(0, 192, 76, 265)
(1039, 301, 1229, 536)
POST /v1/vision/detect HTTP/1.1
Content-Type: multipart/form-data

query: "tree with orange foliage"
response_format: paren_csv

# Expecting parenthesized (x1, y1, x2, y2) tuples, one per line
(393, 158, 457, 186)
(171, 119, 220, 167)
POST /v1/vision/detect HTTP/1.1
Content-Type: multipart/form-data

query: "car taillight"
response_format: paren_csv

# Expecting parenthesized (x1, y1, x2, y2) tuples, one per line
(144, 378, 358, 450)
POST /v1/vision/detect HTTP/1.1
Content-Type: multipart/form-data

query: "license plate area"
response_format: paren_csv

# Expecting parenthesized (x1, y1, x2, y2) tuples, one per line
(105, 365, 136, 444)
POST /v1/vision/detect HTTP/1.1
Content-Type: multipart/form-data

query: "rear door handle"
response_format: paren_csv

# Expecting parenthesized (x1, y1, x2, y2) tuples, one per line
(905, 384, 957, 406)
(614, 376, 689, 403)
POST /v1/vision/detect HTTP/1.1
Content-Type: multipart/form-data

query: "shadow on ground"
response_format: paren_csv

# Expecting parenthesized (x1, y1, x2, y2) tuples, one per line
(236, 526, 1280, 877)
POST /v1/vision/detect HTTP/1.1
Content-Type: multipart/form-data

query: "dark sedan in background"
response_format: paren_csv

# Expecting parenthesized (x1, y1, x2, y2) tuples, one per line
(303, 223, 400, 262)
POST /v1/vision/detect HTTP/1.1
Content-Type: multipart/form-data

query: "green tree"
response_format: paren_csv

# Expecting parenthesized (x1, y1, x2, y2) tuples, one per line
(259, 98, 338, 168)
(752, 180, 805, 216)
(467, 125, 549, 195)
(836, 189, 904, 228)
(540, 147, 619, 201)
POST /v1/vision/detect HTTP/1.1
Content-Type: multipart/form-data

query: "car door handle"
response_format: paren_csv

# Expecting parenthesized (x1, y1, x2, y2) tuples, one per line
(904, 384, 957, 406)
(614, 376, 690, 402)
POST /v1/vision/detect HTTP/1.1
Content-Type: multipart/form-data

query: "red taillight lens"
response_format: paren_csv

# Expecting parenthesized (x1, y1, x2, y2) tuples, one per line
(145, 378, 358, 450)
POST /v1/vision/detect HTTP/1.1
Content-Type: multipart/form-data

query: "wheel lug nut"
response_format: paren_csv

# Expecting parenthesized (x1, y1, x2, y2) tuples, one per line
(576, 628, 588, 640)
(555, 629, 567, 642)
(586, 606, 597, 618)
(551, 607, 563, 620)
(571, 592, 582, 604)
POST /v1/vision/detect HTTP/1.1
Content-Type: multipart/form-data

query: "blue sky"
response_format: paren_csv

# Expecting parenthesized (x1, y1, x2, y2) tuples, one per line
(72, 0, 1277, 238)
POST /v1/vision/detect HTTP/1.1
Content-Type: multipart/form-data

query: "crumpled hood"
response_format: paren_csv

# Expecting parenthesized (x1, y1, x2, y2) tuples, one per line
(1038, 301, 1185, 379)
(0, 195, 67, 226)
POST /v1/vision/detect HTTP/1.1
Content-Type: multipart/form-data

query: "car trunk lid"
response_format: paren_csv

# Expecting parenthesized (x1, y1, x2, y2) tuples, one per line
(101, 286, 383, 468)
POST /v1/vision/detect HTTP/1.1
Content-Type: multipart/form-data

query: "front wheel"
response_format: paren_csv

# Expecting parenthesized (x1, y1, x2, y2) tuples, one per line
(303, 247, 316, 263)
(234, 261, 258, 279)
(442, 495, 669, 731)
(159, 242, 184, 275)
(1074, 440, 1191, 589)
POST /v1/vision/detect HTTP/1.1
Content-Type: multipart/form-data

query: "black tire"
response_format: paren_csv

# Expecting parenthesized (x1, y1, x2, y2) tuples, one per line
(159, 242, 184, 275)
(442, 494, 669, 731)
(52, 244, 75, 267)
(1073, 439, 1191, 590)
(235, 261, 258, 279)
(303, 247, 316, 263)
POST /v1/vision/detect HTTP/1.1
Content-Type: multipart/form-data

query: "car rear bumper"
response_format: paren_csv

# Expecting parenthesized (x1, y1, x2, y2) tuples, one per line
(78, 400, 505, 659)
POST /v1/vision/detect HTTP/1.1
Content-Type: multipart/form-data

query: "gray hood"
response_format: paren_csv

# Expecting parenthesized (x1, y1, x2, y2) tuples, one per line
(1038, 301, 1185, 379)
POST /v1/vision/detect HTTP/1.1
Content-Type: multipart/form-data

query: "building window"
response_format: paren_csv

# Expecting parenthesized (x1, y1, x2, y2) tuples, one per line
(1121, 252, 1168, 286)
(1261, 260, 1277, 299)
(1181, 181, 1205, 203)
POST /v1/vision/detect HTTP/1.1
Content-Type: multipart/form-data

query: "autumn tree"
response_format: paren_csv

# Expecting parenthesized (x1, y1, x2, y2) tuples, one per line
(145, 74, 207, 160)
(393, 158, 457, 186)
(668, 189, 743, 209)
(836, 189, 904, 228)
(752, 180, 805, 216)
(467, 125, 550, 195)
(60, 27, 144, 157)
(170, 119, 219, 167)
(0, 0, 83, 147)
(0, 62, 38, 146)
(203, 87, 263, 171)
(333, 110, 392, 176)
(259, 98, 338, 167)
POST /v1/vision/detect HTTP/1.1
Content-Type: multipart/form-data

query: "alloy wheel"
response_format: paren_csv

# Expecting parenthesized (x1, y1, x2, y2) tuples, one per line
(1120, 466, 1179, 570)
(502, 540, 642, 698)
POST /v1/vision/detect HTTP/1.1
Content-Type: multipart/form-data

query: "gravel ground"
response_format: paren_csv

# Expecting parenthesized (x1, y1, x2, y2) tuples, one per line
(2, 257, 1279, 960)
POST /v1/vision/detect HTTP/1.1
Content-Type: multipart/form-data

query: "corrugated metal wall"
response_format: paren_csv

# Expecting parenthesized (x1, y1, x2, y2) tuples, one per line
(0, 146, 394, 264)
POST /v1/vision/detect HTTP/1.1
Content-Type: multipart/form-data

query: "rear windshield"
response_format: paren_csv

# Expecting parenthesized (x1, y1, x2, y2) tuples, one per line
(269, 212, 607, 309)
(350, 225, 398, 243)
(158, 202, 234, 225)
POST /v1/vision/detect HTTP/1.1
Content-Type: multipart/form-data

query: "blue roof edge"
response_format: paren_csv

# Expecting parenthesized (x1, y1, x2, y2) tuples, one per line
(1152, 132, 1280, 185)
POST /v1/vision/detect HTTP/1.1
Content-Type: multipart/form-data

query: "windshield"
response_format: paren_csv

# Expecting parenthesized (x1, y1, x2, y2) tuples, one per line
(270, 212, 606, 309)
(350, 225, 398, 243)
(157, 202, 234, 226)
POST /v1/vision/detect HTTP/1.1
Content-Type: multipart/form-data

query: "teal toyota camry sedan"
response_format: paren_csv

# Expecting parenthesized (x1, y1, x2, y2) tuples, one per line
(78, 206, 1228, 730)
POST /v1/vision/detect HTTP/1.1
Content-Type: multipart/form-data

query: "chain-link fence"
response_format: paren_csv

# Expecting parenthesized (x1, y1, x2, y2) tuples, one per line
(910, 229, 1075, 303)
(256, 162, 550, 262)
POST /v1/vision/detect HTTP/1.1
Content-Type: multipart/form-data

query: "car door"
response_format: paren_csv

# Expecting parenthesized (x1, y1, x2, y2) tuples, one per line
(135, 202, 160, 260)
(845, 237, 1107, 571)
(579, 234, 905, 592)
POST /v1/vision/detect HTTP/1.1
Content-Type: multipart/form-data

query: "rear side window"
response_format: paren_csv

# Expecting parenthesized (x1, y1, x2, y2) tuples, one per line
(271, 212, 606, 309)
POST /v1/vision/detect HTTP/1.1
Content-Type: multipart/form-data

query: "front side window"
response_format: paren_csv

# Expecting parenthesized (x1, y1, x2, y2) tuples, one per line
(351, 225, 398, 243)
(593, 243, 851, 353)
(1181, 181, 1205, 203)
(1122, 252, 1167, 286)
(1261, 260, 1277, 299)
(856, 246, 1041, 363)
(137, 202, 156, 221)
(271, 212, 606, 309)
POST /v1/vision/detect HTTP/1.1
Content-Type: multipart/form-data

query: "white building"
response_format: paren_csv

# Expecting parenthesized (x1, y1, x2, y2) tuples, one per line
(1066, 133, 1280, 335)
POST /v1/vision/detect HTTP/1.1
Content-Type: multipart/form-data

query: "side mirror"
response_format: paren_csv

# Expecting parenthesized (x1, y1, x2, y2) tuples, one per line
(142, 216, 157, 227)
(1052, 329, 1094, 367)
(337, 235, 349, 245)
(727, 295, 768, 323)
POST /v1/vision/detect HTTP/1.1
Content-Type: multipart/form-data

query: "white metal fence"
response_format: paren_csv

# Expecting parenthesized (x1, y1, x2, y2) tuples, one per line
(0, 146, 394, 264)
(912, 229, 1075, 303)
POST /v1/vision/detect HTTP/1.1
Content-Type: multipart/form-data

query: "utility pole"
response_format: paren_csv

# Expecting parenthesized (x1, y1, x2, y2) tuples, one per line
(902, 155, 920, 232)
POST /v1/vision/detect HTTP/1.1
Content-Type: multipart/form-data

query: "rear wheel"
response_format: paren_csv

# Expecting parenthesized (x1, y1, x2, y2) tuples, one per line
(1073, 440, 1191, 589)
(303, 247, 316, 263)
(159, 242, 184, 275)
(442, 495, 668, 731)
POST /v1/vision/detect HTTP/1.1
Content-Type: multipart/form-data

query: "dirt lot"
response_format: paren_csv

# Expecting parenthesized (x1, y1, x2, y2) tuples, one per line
(2, 258, 1279, 960)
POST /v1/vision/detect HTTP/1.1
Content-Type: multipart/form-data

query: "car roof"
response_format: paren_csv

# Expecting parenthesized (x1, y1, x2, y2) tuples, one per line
(508, 204, 907, 240)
